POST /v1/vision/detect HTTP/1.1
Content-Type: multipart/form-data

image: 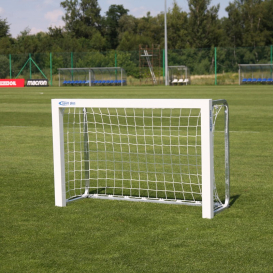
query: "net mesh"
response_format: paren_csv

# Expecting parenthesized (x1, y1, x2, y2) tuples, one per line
(63, 106, 223, 206)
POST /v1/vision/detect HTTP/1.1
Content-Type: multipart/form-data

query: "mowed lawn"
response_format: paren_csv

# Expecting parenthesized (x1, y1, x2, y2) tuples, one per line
(0, 85, 272, 272)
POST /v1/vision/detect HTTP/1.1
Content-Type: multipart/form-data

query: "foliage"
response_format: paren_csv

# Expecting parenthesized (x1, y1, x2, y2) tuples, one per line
(74, 50, 139, 77)
(187, 0, 221, 48)
(0, 17, 10, 38)
(0, 0, 273, 79)
(60, 0, 102, 39)
(0, 55, 9, 78)
(1, 0, 273, 54)
(104, 5, 129, 49)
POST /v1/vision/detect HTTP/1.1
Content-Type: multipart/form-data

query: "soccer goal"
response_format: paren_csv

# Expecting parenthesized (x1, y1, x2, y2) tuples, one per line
(52, 99, 230, 219)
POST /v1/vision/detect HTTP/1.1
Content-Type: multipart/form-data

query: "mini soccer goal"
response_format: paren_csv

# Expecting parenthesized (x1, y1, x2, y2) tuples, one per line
(52, 99, 230, 219)
(239, 64, 273, 84)
(58, 67, 127, 86)
(168, 66, 190, 85)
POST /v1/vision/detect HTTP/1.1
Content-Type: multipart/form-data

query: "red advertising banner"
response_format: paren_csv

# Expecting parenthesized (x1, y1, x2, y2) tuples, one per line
(0, 79, 25, 88)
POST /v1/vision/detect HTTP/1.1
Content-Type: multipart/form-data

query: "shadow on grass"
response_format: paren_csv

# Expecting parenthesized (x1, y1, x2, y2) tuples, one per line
(229, 194, 240, 207)
(89, 188, 107, 195)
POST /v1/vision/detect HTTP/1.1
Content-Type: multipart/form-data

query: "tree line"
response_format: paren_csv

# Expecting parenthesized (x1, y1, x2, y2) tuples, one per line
(0, 0, 273, 55)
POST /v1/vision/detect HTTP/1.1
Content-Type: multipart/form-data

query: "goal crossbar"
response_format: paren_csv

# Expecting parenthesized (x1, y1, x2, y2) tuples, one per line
(52, 99, 230, 219)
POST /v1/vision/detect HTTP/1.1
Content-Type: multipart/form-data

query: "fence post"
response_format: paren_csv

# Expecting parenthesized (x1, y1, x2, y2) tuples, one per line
(29, 53, 32, 79)
(50, 52, 52, 86)
(9, 54, 12, 79)
(270, 45, 273, 78)
(215, 47, 217, 86)
(115, 51, 117, 80)
(71, 52, 73, 81)
(115, 51, 117, 67)
(163, 49, 165, 83)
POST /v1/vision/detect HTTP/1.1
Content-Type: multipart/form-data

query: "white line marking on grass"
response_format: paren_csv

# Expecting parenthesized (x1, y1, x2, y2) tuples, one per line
(215, 131, 260, 134)
(1, 126, 29, 128)
(231, 131, 260, 133)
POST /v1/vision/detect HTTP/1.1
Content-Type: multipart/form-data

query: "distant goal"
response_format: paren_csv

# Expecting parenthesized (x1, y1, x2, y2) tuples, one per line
(52, 99, 230, 219)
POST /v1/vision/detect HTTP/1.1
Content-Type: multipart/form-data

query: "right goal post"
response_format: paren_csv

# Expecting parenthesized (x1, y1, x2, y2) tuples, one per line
(52, 99, 230, 219)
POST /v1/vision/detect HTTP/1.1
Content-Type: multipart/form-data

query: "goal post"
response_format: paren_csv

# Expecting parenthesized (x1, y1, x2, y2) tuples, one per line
(52, 99, 230, 219)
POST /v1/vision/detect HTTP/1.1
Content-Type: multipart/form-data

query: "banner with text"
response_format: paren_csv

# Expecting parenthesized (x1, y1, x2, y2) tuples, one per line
(0, 79, 25, 88)
(26, 79, 48, 87)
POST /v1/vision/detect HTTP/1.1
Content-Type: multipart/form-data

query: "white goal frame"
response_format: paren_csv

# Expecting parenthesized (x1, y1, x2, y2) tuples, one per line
(52, 99, 230, 219)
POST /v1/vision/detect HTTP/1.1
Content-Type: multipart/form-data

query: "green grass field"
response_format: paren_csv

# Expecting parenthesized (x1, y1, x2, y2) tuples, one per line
(1, 85, 273, 272)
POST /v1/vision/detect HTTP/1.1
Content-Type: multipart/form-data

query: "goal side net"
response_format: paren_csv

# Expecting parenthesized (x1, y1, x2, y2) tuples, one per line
(52, 99, 230, 219)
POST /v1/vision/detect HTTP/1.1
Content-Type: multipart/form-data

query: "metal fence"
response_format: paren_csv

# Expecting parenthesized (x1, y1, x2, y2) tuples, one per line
(0, 46, 272, 86)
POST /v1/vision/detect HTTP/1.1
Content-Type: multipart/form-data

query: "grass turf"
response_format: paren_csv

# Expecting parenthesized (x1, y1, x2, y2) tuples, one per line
(0, 85, 273, 272)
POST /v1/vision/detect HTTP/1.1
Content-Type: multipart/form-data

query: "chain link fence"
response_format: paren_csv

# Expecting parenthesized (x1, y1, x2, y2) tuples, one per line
(0, 46, 272, 86)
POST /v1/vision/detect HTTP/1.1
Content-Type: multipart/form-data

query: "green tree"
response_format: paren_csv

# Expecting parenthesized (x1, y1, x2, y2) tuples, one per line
(0, 55, 10, 78)
(187, 0, 221, 48)
(137, 12, 162, 46)
(222, 1, 244, 47)
(222, 0, 272, 47)
(90, 31, 106, 50)
(48, 26, 64, 39)
(60, 0, 102, 38)
(76, 51, 107, 67)
(167, 1, 189, 49)
(104, 5, 129, 49)
(16, 28, 40, 53)
(118, 14, 137, 39)
(260, 0, 273, 45)
(0, 17, 11, 38)
(117, 32, 152, 51)
(0, 38, 12, 54)
(241, 0, 267, 47)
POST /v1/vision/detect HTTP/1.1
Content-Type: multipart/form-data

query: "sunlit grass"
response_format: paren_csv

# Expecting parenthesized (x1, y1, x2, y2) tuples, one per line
(0, 85, 272, 272)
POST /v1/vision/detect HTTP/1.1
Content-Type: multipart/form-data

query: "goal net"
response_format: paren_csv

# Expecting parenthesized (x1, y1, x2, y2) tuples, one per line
(52, 99, 229, 219)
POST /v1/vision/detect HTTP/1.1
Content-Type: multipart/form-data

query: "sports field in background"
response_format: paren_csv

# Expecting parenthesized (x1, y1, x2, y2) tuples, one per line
(0, 85, 272, 272)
